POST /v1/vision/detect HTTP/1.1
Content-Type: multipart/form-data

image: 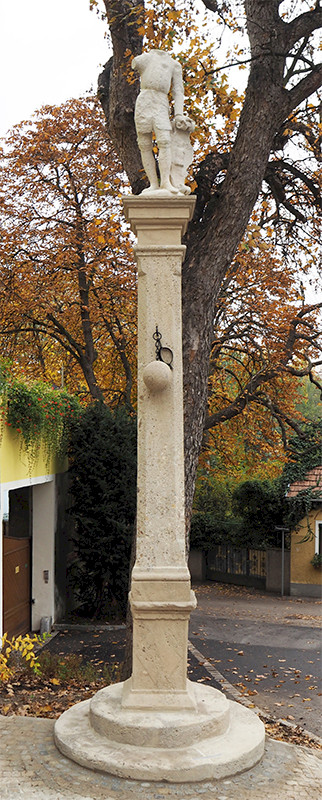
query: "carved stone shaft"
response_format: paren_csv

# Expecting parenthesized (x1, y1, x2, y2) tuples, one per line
(122, 195, 197, 710)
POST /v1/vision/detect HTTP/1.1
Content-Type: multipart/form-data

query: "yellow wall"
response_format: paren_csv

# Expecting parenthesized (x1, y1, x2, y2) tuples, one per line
(0, 425, 65, 483)
(291, 508, 322, 586)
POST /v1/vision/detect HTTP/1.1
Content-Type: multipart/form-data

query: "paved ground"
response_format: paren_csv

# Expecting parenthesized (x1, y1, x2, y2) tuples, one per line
(1, 583, 321, 798)
(0, 715, 321, 800)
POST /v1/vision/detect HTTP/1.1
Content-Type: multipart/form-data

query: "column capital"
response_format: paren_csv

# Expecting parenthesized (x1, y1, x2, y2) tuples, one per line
(123, 195, 196, 246)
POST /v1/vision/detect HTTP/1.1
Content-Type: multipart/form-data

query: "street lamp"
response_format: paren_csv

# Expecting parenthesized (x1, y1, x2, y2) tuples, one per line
(275, 526, 289, 597)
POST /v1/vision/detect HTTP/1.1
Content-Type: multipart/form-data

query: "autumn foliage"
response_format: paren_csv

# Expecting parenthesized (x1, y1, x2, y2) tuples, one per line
(0, 1, 321, 486)
(0, 96, 136, 407)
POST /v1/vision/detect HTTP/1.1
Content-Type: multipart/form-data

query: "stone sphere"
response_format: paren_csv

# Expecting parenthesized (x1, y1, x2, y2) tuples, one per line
(143, 360, 171, 393)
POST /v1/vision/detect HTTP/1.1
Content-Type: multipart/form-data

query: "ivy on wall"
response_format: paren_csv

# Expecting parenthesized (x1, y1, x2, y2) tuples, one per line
(0, 362, 80, 464)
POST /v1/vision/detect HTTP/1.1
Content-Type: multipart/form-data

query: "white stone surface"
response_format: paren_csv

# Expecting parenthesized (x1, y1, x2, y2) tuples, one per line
(142, 360, 172, 393)
(54, 195, 265, 782)
(54, 683, 265, 782)
(132, 50, 194, 194)
(170, 117, 195, 195)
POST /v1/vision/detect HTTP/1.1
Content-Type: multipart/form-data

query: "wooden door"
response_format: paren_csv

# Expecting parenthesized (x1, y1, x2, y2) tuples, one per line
(2, 537, 31, 638)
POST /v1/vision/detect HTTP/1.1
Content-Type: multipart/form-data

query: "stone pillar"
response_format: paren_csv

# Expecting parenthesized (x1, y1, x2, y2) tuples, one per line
(122, 195, 196, 711)
(54, 195, 265, 783)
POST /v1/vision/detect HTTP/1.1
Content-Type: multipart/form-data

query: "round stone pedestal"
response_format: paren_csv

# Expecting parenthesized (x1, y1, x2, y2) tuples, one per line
(54, 679, 265, 782)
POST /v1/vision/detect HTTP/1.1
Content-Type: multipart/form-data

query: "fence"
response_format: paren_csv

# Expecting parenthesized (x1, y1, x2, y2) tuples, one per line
(206, 545, 266, 589)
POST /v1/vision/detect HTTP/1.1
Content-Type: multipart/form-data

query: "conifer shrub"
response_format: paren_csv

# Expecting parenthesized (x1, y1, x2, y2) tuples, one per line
(68, 402, 137, 620)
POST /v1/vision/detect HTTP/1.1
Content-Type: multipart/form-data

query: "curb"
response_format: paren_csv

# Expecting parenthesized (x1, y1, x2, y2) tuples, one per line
(188, 639, 322, 749)
(34, 629, 60, 652)
(53, 622, 125, 632)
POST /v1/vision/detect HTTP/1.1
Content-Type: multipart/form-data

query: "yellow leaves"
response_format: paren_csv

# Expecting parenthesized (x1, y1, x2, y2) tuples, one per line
(0, 654, 13, 683)
(168, 10, 180, 22)
(0, 632, 41, 682)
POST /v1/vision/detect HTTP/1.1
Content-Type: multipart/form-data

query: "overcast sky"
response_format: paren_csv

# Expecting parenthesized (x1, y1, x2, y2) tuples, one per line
(0, 0, 110, 137)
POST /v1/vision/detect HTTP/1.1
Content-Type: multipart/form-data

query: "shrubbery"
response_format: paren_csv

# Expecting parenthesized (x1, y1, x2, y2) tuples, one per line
(0, 361, 79, 463)
(68, 402, 136, 620)
(190, 477, 286, 551)
(0, 633, 41, 682)
(191, 420, 322, 553)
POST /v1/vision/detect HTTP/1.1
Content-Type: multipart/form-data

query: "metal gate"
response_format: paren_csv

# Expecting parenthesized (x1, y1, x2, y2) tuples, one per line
(2, 537, 31, 638)
(206, 545, 266, 589)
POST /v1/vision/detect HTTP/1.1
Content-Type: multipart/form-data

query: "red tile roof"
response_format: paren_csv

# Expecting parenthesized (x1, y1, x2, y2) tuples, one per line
(286, 466, 322, 498)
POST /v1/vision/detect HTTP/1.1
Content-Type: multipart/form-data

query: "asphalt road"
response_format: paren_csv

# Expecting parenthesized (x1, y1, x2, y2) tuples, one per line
(190, 584, 322, 737)
(49, 582, 321, 738)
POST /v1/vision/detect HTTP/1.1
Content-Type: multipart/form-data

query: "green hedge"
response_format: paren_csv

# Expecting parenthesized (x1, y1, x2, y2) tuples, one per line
(68, 402, 137, 620)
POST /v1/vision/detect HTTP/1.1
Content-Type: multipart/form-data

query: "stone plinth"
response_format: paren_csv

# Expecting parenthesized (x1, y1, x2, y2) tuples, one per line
(54, 681, 264, 782)
(54, 195, 265, 781)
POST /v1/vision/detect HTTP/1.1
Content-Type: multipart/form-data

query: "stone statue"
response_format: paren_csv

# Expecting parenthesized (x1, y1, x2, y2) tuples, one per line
(132, 50, 194, 196)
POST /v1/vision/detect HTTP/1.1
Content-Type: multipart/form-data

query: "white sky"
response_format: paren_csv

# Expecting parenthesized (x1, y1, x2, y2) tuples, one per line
(0, 0, 110, 137)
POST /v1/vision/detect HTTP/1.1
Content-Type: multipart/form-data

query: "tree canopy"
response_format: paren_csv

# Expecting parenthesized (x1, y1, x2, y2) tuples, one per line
(0, 96, 136, 408)
(0, 2, 320, 520)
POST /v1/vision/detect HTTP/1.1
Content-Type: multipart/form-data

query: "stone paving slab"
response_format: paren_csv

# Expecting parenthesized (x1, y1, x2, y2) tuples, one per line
(0, 716, 321, 800)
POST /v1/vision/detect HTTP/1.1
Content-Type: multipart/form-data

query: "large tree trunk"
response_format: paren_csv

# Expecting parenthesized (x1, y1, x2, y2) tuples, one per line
(98, 1, 145, 194)
(99, 0, 322, 527)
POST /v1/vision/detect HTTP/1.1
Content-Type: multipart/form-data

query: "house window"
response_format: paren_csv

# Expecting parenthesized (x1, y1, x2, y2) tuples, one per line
(315, 521, 322, 555)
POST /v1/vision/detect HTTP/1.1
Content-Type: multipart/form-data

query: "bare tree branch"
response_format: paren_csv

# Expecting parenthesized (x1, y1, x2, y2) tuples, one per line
(287, 63, 322, 111)
(286, 6, 322, 50)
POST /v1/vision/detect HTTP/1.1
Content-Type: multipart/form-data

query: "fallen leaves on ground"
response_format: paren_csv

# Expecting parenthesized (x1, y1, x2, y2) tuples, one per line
(1, 673, 321, 753)
(1, 681, 321, 753)
(286, 614, 321, 622)
(0, 665, 118, 720)
(260, 715, 321, 752)
(194, 583, 266, 600)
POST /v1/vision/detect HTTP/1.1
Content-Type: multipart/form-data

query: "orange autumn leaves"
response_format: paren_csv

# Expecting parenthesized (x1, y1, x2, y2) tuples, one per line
(0, 96, 137, 406)
(0, 85, 320, 476)
(204, 228, 321, 481)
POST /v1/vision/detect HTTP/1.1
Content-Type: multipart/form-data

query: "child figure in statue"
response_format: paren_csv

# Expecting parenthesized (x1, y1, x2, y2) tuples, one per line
(132, 50, 194, 195)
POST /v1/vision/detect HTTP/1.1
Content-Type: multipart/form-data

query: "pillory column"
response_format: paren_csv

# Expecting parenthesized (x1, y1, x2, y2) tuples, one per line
(122, 195, 197, 711)
(54, 47, 265, 782)
(54, 194, 265, 780)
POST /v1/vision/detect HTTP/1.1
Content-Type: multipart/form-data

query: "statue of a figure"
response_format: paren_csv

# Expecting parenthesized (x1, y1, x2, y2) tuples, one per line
(132, 50, 194, 196)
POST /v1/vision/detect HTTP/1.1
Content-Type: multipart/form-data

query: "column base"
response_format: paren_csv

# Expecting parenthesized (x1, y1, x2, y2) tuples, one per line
(54, 680, 265, 782)
(121, 675, 198, 710)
